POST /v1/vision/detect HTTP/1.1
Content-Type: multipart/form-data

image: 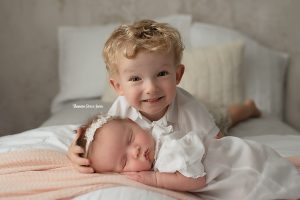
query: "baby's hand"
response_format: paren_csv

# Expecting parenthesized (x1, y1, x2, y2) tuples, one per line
(67, 127, 94, 173)
(123, 171, 158, 187)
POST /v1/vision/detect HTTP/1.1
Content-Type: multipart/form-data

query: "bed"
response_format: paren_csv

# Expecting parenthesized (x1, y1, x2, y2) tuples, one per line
(1, 15, 300, 199)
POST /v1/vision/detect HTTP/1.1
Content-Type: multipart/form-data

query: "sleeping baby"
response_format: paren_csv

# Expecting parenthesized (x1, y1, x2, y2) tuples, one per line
(76, 114, 300, 199)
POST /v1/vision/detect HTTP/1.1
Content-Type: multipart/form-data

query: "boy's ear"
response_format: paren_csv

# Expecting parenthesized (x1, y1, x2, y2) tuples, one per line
(175, 64, 185, 85)
(109, 78, 124, 96)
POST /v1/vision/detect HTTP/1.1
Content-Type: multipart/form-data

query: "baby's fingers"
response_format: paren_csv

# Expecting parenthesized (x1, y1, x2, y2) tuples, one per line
(122, 172, 141, 181)
(121, 172, 137, 175)
(122, 172, 138, 177)
(122, 171, 157, 187)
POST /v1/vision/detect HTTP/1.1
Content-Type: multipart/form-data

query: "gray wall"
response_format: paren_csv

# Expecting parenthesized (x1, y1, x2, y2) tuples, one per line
(1, 0, 300, 136)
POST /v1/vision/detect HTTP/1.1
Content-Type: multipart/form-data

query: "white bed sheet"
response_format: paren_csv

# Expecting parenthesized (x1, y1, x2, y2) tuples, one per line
(0, 124, 179, 200)
(228, 116, 300, 157)
(2, 99, 300, 200)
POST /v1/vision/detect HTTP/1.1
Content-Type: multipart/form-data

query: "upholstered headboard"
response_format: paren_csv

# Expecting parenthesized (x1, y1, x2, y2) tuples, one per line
(52, 15, 288, 122)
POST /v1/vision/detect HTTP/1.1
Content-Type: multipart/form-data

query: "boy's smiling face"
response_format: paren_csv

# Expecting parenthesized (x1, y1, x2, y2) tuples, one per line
(110, 51, 184, 121)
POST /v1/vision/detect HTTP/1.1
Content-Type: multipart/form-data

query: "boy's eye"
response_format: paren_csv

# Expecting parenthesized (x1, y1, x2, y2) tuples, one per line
(129, 76, 141, 82)
(157, 71, 169, 77)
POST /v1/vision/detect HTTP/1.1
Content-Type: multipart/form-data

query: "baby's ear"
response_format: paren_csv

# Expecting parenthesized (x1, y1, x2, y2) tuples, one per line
(109, 78, 124, 95)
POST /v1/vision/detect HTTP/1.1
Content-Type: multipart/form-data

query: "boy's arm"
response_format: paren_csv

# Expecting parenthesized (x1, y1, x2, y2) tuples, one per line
(125, 171, 206, 191)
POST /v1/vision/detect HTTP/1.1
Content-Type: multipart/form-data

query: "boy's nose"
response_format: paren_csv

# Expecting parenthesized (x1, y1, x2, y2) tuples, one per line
(145, 79, 157, 94)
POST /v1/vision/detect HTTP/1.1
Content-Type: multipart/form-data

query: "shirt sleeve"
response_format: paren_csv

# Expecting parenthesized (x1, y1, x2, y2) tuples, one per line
(154, 131, 206, 178)
(176, 88, 220, 138)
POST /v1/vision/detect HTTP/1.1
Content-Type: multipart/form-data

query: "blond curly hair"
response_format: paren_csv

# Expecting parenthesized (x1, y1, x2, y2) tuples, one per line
(103, 19, 184, 76)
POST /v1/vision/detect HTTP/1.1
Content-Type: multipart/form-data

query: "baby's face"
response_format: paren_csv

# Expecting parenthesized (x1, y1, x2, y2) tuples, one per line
(110, 51, 184, 121)
(88, 119, 155, 173)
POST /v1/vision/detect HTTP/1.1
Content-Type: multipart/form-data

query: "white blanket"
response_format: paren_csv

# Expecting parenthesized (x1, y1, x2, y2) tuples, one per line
(1, 125, 300, 200)
(198, 136, 300, 200)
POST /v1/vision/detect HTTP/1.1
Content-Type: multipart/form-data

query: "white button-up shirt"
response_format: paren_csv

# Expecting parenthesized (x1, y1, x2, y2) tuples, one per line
(108, 87, 219, 139)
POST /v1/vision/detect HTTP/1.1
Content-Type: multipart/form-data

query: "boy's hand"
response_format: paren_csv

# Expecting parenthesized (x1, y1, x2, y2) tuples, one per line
(123, 171, 158, 187)
(68, 128, 94, 173)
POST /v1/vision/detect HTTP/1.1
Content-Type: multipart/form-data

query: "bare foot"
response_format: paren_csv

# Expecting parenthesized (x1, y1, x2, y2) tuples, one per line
(244, 99, 261, 118)
(287, 156, 300, 171)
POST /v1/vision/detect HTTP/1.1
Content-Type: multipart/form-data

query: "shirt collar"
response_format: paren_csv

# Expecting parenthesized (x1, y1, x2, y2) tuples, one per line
(126, 95, 178, 128)
(126, 106, 140, 122)
(126, 106, 153, 129)
(165, 94, 178, 125)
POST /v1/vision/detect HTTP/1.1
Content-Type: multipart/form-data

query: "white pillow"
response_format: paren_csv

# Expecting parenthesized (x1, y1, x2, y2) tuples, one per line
(190, 22, 289, 119)
(179, 42, 244, 107)
(51, 24, 118, 113)
(101, 81, 118, 103)
(102, 42, 244, 105)
(155, 14, 192, 48)
(51, 15, 192, 113)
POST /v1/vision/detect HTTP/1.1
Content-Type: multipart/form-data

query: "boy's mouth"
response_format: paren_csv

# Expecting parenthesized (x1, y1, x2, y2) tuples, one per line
(142, 96, 164, 103)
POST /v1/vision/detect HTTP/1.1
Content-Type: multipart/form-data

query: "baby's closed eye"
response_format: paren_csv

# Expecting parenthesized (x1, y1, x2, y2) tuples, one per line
(121, 155, 127, 170)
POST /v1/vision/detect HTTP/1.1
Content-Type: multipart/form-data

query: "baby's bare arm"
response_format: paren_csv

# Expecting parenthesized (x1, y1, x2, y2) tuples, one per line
(156, 171, 206, 191)
(125, 171, 206, 191)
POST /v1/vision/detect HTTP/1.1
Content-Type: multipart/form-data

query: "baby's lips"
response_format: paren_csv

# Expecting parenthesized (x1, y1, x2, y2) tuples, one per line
(148, 148, 155, 163)
(143, 149, 150, 161)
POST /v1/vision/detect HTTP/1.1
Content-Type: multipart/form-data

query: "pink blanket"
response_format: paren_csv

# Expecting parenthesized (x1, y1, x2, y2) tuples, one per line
(0, 149, 199, 200)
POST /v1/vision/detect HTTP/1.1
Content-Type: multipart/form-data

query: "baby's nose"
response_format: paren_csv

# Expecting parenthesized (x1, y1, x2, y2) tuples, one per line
(131, 145, 141, 159)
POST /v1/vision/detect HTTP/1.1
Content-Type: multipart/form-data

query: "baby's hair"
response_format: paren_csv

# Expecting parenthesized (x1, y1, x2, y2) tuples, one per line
(76, 115, 98, 156)
(103, 19, 184, 76)
(76, 114, 124, 158)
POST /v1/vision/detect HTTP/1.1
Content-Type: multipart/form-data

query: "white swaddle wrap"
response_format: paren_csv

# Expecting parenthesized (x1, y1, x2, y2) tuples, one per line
(149, 121, 300, 200)
(154, 130, 206, 178)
